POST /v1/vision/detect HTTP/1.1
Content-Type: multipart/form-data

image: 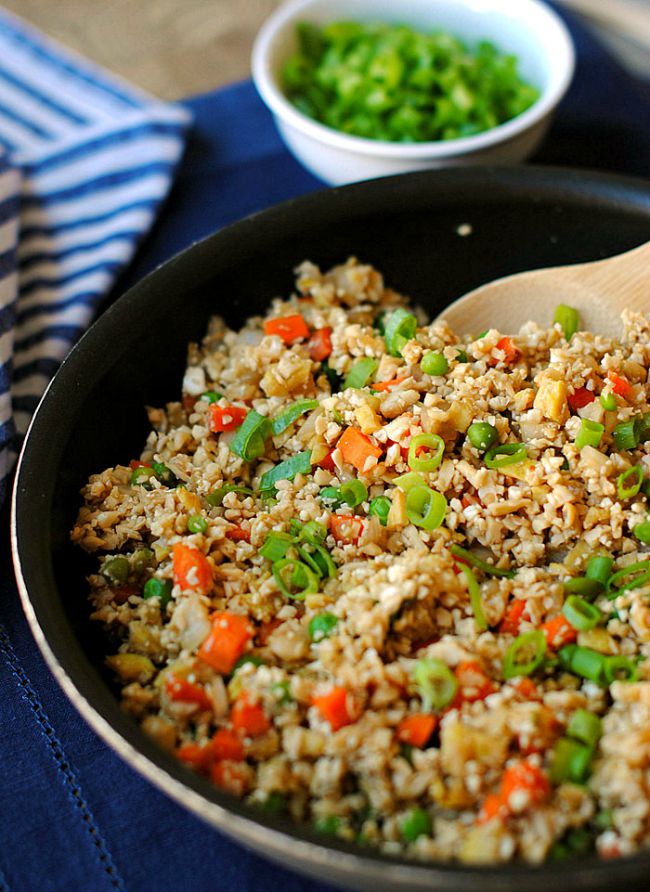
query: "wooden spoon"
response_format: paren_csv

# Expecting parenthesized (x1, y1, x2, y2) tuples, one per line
(436, 239, 650, 339)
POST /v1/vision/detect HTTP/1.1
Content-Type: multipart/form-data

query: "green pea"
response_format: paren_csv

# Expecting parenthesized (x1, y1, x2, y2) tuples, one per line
(466, 421, 498, 452)
(308, 612, 338, 642)
(401, 807, 431, 843)
(102, 556, 130, 585)
(421, 351, 449, 376)
(199, 390, 222, 403)
(143, 577, 173, 608)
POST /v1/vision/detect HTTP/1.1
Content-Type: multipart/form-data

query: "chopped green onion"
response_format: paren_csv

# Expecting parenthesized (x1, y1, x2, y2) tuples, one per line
(299, 520, 328, 545)
(405, 485, 447, 530)
(421, 351, 449, 376)
(308, 612, 338, 642)
(458, 563, 487, 631)
(585, 555, 614, 589)
(567, 709, 602, 748)
(606, 561, 650, 597)
(131, 548, 154, 573)
(562, 595, 602, 631)
(553, 304, 580, 340)
(187, 514, 208, 534)
(199, 390, 222, 403)
(102, 556, 130, 584)
(401, 807, 431, 843)
(319, 485, 343, 506)
(600, 393, 616, 411)
(340, 479, 368, 507)
(271, 680, 293, 704)
(635, 413, 650, 443)
(603, 654, 638, 684)
(560, 645, 606, 684)
(130, 466, 156, 488)
(484, 443, 527, 469)
(455, 349, 468, 363)
(233, 654, 264, 672)
(143, 577, 173, 607)
(230, 410, 271, 461)
(368, 495, 391, 526)
(152, 461, 177, 485)
(272, 558, 319, 599)
(633, 520, 650, 544)
(466, 421, 498, 452)
(450, 544, 515, 578)
(613, 419, 638, 451)
(343, 357, 378, 390)
(550, 737, 593, 784)
(384, 307, 417, 356)
(617, 466, 643, 500)
(262, 792, 288, 814)
(260, 450, 312, 490)
(260, 531, 294, 562)
(411, 658, 457, 710)
(271, 399, 319, 435)
(299, 542, 337, 579)
(502, 630, 546, 679)
(593, 810, 613, 831)
(407, 433, 445, 473)
(575, 419, 604, 450)
(314, 816, 340, 835)
(563, 577, 603, 600)
(394, 471, 425, 492)
(206, 483, 255, 507)
(558, 643, 577, 670)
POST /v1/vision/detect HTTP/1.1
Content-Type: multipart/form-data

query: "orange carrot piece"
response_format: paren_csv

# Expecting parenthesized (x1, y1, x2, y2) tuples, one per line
(176, 742, 213, 773)
(165, 674, 212, 710)
(209, 404, 247, 433)
(372, 376, 407, 392)
(231, 694, 271, 737)
(397, 714, 437, 748)
(210, 760, 251, 795)
(568, 386, 595, 412)
(454, 661, 496, 703)
(319, 447, 336, 472)
(337, 426, 382, 472)
(212, 728, 245, 762)
(172, 542, 213, 595)
(608, 371, 633, 399)
(308, 327, 333, 361)
(540, 614, 577, 649)
(225, 525, 250, 542)
(489, 336, 521, 366)
(329, 514, 364, 544)
(264, 314, 310, 344)
(512, 677, 541, 700)
(500, 759, 550, 812)
(312, 687, 358, 731)
(476, 793, 505, 825)
(198, 611, 254, 674)
(499, 600, 528, 636)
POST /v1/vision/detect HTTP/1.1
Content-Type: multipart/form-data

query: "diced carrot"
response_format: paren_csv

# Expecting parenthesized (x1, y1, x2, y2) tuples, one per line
(129, 460, 150, 469)
(212, 728, 245, 762)
(489, 337, 521, 366)
(476, 793, 505, 825)
(608, 371, 633, 399)
(312, 687, 358, 731)
(512, 677, 541, 700)
(567, 386, 595, 412)
(500, 759, 550, 812)
(173, 542, 213, 595)
(209, 404, 247, 433)
(373, 376, 407, 392)
(319, 447, 337, 472)
(308, 327, 333, 361)
(198, 611, 254, 674)
(210, 760, 251, 796)
(499, 600, 528, 636)
(176, 742, 213, 773)
(540, 614, 577, 649)
(329, 514, 364, 544)
(264, 314, 310, 344)
(337, 426, 382, 473)
(397, 714, 437, 748)
(225, 525, 250, 542)
(454, 661, 496, 703)
(231, 694, 271, 737)
(165, 674, 212, 710)
(111, 583, 140, 605)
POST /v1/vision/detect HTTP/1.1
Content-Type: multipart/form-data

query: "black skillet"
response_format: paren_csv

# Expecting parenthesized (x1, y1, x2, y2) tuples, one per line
(12, 166, 650, 891)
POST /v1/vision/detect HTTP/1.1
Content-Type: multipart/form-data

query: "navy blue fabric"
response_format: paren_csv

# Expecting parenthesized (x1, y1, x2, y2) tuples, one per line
(3, 5, 650, 891)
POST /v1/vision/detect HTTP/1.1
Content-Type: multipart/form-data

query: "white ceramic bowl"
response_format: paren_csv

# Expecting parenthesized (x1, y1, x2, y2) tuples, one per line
(252, 0, 575, 185)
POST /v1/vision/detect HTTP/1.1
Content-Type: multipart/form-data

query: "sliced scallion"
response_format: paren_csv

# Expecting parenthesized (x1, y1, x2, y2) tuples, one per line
(343, 357, 378, 390)
(450, 544, 515, 578)
(206, 483, 255, 507)
(603, 654, 638, 684)
(600, 392, 616, 412)
(260, 450, 312, 490)
(272, 557, 320, 599)
(585, 555, 614, 589)
(484, 443, 527, 469)
(407, 433, 445, 473)
(566, 709, 602, 748)
(405, 485, 447, 530)
(606, 561, 650, 598)
(562, 595, 602, 631)
(458, 563, 487, 631)
(340, 479, 368, 507)
(384, 307, 417, 357)
(563, 577, 603, 600)
(271, 399, 319, 435)
(230, 409, 271, 461)
(575, 419, 604, 450)
(502, 630, 546, 679)
(613, 419, 638, 451)
(260, 531, 294, 562)
(411, 658, 457, 710)
(617, 465, 643, 500)
(368, 495, 391, 526)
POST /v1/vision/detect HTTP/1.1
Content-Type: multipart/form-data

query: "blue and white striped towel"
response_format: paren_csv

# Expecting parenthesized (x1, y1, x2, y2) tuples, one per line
(0, 9, 191, 504)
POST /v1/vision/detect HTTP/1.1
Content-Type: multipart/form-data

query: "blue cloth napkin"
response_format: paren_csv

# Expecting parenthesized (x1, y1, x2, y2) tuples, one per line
(0, 8, 190, 504)
(3, 4, 650, 892)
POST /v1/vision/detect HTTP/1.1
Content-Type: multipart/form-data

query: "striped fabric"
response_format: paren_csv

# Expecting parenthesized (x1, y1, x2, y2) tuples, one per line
(0, 9, 191, 504)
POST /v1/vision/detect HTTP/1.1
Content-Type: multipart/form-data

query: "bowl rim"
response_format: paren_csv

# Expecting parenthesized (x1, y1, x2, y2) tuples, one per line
(12, 165, 650, 891)
(251, 0, 576, 159)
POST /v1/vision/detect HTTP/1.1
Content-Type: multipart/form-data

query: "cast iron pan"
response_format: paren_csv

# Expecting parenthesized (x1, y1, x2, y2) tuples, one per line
(12, 166, 650, 891)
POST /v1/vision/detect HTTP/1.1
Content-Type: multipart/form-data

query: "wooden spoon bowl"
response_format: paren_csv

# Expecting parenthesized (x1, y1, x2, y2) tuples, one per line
(437, 239, 650, 338)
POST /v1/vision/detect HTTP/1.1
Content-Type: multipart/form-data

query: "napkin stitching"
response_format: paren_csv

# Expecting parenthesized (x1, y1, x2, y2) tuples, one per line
(0, 623, 126, 891)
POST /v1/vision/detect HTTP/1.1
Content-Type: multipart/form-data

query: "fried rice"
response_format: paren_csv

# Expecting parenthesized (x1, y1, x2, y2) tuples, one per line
(71, 258, 650, 865)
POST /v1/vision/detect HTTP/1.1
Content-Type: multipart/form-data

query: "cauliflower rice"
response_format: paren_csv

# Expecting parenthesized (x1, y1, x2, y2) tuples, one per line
(71, 258, 650, 865)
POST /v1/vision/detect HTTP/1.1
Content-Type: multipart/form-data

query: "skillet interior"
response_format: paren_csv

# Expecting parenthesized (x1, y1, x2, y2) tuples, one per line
(12, 166, 650, 891)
